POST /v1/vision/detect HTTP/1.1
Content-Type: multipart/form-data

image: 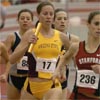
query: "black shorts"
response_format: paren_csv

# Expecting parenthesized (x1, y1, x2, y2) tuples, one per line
(61, 69, 69, 89)
(7, 74, 27, 90)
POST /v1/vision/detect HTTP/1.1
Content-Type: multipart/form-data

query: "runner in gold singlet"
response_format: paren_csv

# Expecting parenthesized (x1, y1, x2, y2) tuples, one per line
(10, 1, 78, 100)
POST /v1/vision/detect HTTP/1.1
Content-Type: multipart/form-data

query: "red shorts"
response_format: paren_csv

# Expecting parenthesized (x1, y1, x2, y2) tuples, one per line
(70, 92, 100, 100)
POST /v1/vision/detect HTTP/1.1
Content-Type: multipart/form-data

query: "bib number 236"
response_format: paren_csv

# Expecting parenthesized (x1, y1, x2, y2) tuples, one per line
(76, 70, 99, 89)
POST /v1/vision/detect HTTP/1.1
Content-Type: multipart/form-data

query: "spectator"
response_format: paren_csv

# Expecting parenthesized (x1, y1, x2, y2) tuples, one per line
(86, 0, 99, 2)
(21, 0, 39, 4)
(9, 0, 21, 5)
(1, 0, 11, 7)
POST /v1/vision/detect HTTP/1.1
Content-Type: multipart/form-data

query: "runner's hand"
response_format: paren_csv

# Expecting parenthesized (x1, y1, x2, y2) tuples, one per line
(91, 64, 100, 74)
(0, 73, 7, 82)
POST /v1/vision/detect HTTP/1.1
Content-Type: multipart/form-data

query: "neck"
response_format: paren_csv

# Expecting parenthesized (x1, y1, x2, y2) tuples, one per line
(58, 28, 67, 33)
(40, 27, 54, 38)
(86, 35, 100, 50)
(40, 25, 52, 34)
(19, 29, 27, 36)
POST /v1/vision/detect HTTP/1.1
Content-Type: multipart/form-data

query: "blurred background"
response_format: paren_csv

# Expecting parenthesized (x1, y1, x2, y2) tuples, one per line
(0, 0, 100, 41)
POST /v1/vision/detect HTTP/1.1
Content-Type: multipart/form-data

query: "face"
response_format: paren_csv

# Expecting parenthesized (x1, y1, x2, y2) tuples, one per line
(54, 11, 68, 32)
(88, 14, 100, 38)
(18, 12, 33, 31)
(38, 5, 54, 27)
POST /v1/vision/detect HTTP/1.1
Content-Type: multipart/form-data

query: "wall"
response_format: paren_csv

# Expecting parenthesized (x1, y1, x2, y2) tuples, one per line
(0, 2, 99, 41)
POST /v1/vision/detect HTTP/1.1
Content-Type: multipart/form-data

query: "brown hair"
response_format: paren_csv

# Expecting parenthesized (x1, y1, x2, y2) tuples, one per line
(17, 9, 33, 20)
(36, 1, 54, 15)
(88, 11, 100, 24)
(54, 8, 68, 20)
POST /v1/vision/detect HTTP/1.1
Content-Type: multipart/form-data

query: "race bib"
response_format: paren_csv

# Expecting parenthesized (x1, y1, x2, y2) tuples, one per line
(36, 58, 57, 73)
(76, 70, 99, 89)
(17, 56, 28, 71)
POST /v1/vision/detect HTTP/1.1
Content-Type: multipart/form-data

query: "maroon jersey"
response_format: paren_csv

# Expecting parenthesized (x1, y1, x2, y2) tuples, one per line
(70, 41, 100, 100)
(75, 41, 100, 70)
